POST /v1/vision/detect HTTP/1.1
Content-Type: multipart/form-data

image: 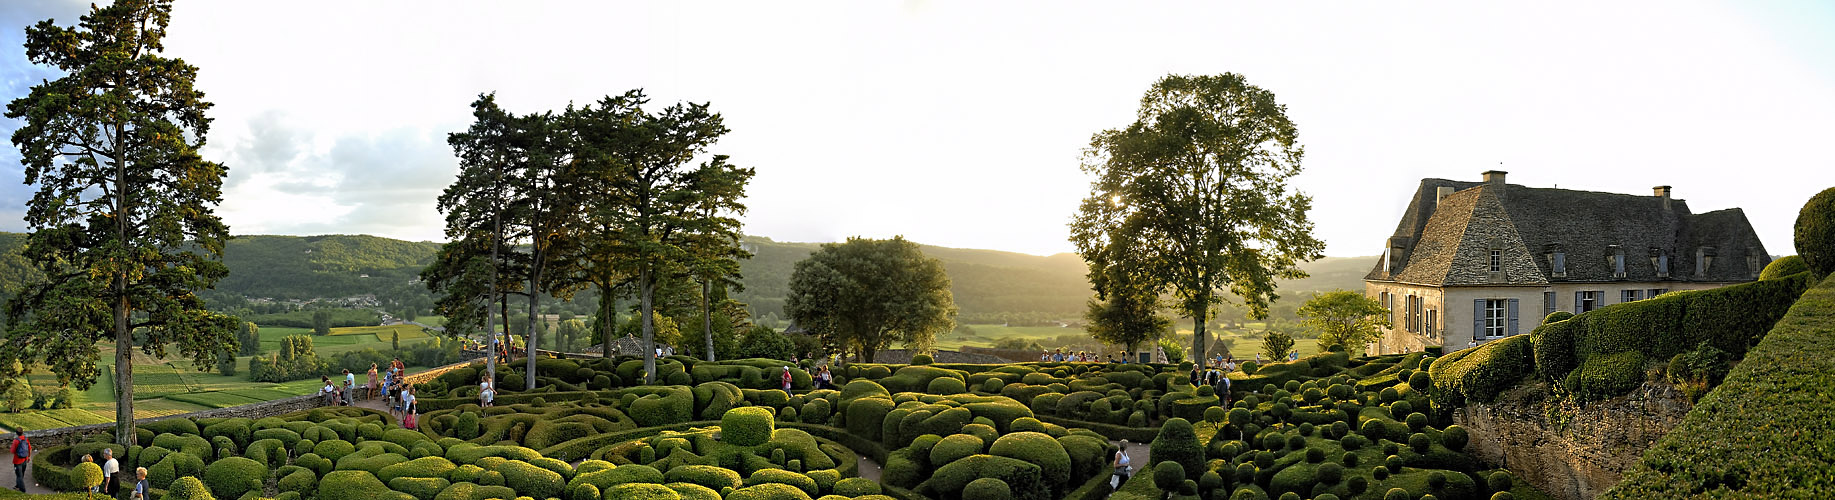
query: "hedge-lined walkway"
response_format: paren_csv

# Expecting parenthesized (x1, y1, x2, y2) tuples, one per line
(1606, 272, 1835, 498)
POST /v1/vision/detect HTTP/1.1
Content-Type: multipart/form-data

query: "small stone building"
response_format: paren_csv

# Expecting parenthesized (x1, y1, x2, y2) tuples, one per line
(1363, 171, 1768, 354)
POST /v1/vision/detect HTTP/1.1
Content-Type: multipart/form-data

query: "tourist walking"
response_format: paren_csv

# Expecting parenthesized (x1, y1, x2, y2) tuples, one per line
(400, 386, 417, 428)
(320, 377, 337, 406)
(367, 364, 379, 401)
(479, 380, 494, 408)
(131, 468, 148, 500)
(781, 367, 794, 392)
(101, 448, 119, 496)
(1110, 439, 1133, 488)
(11, 433, 32, 493)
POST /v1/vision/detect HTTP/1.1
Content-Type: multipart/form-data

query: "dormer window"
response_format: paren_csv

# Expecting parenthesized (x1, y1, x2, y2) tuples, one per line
(1610, 246, 1626, 279)
(1490, 250, 1501, 273)
(1696, 247, 1716, 277)
(1748, 251, 1761, 278)
(1651, 248, 1669, 278)
(1545, 243, 1567, 278)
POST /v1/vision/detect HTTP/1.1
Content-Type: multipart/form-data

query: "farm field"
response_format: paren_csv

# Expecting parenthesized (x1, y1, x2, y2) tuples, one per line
(937, 323, 1321, 360)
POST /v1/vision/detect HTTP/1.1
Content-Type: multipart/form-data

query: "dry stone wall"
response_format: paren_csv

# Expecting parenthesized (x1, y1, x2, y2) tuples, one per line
(1456, 381, 1693, 500)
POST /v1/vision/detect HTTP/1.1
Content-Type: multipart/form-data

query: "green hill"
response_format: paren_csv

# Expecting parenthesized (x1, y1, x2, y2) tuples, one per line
(0, 231, 1376, 324)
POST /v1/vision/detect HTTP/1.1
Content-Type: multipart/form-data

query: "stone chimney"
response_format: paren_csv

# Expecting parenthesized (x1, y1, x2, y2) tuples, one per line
(1435, 186, 1456, 207)
(1654, 185, 1672, 211)
(1482, 170, 1506, 201)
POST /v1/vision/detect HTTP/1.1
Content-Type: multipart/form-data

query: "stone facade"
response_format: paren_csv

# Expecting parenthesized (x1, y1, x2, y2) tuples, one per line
(1365, 171, 1766, 354)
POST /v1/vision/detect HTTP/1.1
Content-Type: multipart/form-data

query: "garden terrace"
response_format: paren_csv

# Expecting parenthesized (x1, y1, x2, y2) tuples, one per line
(17, 348, 1562, 500)
(1605, 273, 1835, 498)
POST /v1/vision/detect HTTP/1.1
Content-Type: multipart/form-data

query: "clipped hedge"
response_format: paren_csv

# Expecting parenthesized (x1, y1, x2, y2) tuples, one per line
(202, 456, 265, 499)
(722, 406, 777, 447)
(1607, 273, 1835, 498)
(1428, 334, 1533, 408)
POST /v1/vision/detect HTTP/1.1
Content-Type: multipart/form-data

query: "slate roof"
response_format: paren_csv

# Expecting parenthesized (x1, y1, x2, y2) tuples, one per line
(1367, 178, 1768, 286)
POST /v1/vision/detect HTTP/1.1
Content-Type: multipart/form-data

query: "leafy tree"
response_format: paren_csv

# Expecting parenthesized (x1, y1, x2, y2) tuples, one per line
(1069, 73, 1325, 368)
(1, 0, 238, 445)
(312, 309, 332, 336)
(1297, 290, 1390, 352)
(1262, 330, 1296, 361)
(568, 91, 752, 382)
(427, 94, 530, 388)
(556, 319, 586, 353)
(1158, 338, 1186, 364)
(236, 322, 263, 356)
(784, 237, 957, 363)
(1083, 264, 1171, 358)
(736, 325, 794, 361)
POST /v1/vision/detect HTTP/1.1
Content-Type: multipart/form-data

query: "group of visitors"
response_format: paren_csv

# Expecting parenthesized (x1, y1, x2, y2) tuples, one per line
(811, 366, 835, 390)
(7, 440, 143, 499)
(1040, 349, 1101, 362)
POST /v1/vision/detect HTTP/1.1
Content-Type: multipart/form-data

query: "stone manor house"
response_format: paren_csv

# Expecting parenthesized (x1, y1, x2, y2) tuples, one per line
(1362, 171, 1768, 354)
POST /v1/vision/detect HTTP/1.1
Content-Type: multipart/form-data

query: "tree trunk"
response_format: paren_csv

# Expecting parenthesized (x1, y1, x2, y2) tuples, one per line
(112, 126, 134, 447)
(526, 257, 540, 390)
(640, 267, 656, 384)
(485, 211, 500, 389)
(600, 287, 615, 358)
(1193, 298, 1209, 369)
(702, 279, 714, 362)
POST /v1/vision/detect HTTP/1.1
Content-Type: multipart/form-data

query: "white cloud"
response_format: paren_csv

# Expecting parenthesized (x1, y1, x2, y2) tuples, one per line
(0, 1, 1829, 257)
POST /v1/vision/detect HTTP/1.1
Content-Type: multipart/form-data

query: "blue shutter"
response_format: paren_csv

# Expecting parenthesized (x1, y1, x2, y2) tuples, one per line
(1473, 299, 1485, 339)
(1575, 292, 1584, 313)
(1507, 299, 1520, 335)
(1554, 253, 1565, 273)
(1615, 255, 1625, 276)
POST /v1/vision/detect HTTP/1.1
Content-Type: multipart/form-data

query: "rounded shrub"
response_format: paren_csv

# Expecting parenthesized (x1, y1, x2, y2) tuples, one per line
(743, 469, 818, 497)
(1798, 187, 1835, 276)
(833, 476, 881, 496)
(1305, 447, 1325, 463)
(721, 406, 776, 447)
(929, 434, 984, 467)
(1372, 465, 1389, 480)
(203, 456, 265, 499)
(1410, 433, 1432, 453)
(1492, 493, 1515, 500)
(989, 431, 1072, 488)
(1347, 475, 1369, 495)
(1359, 419, 1387, 441)
(1762, 255, 1810, 280)
(1298, 423, 1315, 437)
(166, 476, 214, 500)
(603, 483, 681, 500)
(1543, 311, 1574, 324)
(1384, 487, 1410, 500)
(1317, 462, 1343, 484)
(1009, 417, 1046, 434)
(725, 483, 812, 500)
(1385, 455, 1405, 473)
(1442, 425, 1469, 452)
(1379, 387, 1399, 403)
(663, 465, 741, 491)
(1389, 400, 1413, 418)
(1153, 461, 1186, 492)
(981, 378, 1005, 393)
(962, 477, 1013, 500)
(1487, 470, 1513, 492)
(1406, 412, 1428, 432)
(927, 376, 967, 395)
(1407, 371, 1431, 391)
(1428, 470, 1448, 490)
(1342, 452, 1359, 467)
(1287, 434, 1306, 451)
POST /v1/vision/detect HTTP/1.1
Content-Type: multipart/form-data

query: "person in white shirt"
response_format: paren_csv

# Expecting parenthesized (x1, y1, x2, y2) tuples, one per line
(1112, 439, 1133, 486)
(100, 448, 119, 496)
(479, 380, 494, 408)
(320, 377, 336, 406)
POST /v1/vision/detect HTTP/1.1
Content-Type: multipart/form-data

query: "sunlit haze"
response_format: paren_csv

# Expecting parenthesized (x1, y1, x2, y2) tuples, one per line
(3, 1, 1831, 257)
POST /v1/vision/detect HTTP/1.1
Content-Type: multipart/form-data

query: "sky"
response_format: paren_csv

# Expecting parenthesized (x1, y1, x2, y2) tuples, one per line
(1, 1, 1832, 258)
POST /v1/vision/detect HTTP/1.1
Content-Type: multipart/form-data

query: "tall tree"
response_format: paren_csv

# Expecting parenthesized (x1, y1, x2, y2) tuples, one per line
(1070, 73, 1325, 369)
(784, 237, 958, 363)
(1297, 290, 1391, 353)
(570, 90, 752, 383)
(429, 94, 528, 388)
(686, 203, 749, 362)
(1, 0, 238, 445)
(510, 110, 582, 389)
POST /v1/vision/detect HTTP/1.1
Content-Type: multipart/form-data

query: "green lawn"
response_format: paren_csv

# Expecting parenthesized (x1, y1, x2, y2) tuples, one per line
(934, 323, 1320, 360)
(0, 319, 449, 432)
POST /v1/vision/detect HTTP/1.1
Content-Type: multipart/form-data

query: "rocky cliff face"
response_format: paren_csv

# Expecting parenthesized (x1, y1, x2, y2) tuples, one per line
(1455, 381, 1693, 500)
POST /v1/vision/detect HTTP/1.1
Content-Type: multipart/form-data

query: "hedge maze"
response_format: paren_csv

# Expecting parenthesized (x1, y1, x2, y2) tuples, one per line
(26, 347, 1560, 500)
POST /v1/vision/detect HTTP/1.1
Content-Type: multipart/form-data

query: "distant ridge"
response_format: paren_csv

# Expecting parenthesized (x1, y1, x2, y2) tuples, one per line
(0, 231, 1375, 321)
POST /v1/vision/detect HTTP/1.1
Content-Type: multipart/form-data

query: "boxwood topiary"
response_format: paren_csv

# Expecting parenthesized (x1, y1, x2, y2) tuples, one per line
(1798, 187, 1835, 276)
(319, 471, 415, 500)
(662, 464, 741, 491)
(721, 406, 776, 447)
(148, 451, 205, 489)
(203, 456, 265, 499)
(963, 477, 1013, 500)
(1442, 425, 1469, 452)
(928, 376, 968, 395)
(988, 432, 1071, 491)
(602, 483, 682, 500)
(390, 477, 452, 500)
(743, 469, 818, 497)
(664, 482, 720, 500)
(726, 483, 812, 500)
(929, 433, 985, 467)
(834, 477, 881, 496)
(1149, 418, 1204, 480)
(1154, 461, 1186, 492)
(378, 456, 458, 483)
(166, 476, 214, 500)
(921, 454, 1043, 500)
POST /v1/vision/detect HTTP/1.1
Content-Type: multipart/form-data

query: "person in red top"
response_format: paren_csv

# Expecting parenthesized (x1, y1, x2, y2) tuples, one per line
(781, 367, 793, 392)
(10, 432, 31, 493)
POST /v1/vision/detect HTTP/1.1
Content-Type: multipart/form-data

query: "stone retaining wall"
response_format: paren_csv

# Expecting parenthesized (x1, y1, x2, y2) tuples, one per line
(1455, 381, 1692, 500)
